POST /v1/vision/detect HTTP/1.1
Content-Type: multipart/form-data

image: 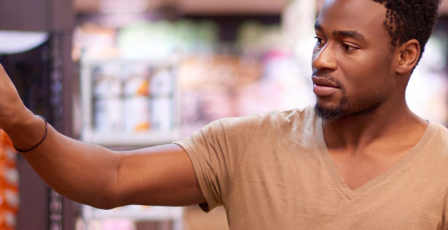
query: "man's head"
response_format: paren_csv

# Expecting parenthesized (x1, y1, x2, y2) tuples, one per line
(312, 0, 441, 120)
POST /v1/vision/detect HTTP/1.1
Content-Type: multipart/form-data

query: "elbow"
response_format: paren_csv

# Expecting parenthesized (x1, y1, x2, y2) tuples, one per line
(87, 194, 122, 210)
(91, 154, 125, 210)
(49, 187, 120, 210)
(58, 192, 119, 210)
(88, 152, 132, 210)
(81, 185, 123, 210)
(90, 203, 117, 210)
(95, 182, 129, 210)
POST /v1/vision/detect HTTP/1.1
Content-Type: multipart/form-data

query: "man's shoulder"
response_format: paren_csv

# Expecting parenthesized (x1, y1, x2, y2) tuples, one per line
(242, 106, 317, 137)
(259, 105, 316, 125)
(215, 106, 315, 126)
(203, 106, 316, 139)
(429, 122, 448, 147)
(421, 122, 448, 163)
(435, 122, 448, 135)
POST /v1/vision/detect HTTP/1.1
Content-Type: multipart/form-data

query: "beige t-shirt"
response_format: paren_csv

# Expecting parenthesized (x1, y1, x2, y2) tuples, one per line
(175, 106, 448, 230)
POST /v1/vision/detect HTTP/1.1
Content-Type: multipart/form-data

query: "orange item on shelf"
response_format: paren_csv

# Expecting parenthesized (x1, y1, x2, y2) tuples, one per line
(0, 130, 18, 230)
(137, 80, 150, 96)
(0, 208, 15, 230)
(134, 122, 150, 132)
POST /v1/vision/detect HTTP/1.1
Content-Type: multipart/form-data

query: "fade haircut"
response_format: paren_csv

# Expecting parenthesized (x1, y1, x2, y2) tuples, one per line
(372, 0, 441, 63)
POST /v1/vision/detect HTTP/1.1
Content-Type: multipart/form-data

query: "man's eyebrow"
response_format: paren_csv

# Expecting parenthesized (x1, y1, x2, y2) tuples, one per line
(333, 30, 365, 41)
(314, 21, 365, 42)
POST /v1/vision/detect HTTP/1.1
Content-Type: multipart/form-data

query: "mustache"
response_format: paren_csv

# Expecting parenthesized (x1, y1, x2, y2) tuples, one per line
(312, 70, 343, 89)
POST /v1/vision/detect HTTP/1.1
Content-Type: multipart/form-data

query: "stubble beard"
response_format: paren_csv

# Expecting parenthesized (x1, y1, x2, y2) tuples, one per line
(314, 94, 384, 121)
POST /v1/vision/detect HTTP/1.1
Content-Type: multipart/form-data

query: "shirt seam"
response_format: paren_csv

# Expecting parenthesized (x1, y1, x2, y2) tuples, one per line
(173, 141, 219, 211)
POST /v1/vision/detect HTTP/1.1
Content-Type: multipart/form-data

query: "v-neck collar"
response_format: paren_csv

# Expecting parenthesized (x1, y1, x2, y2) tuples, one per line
(315, 117, 438, 200)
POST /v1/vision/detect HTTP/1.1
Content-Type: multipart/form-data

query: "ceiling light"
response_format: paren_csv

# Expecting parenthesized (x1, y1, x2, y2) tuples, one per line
(0, 31, 49, 54)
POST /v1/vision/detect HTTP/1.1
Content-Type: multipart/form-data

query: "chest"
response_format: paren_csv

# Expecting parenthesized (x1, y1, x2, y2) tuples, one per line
(226, 143, 446, 230)
(327, 148, 412, 190)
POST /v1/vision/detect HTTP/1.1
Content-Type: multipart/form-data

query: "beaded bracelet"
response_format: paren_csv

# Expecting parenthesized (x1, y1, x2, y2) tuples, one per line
(13, 115, 48, 153)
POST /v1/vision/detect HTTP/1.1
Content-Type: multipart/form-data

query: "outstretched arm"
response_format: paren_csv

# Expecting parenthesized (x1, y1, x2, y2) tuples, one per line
(0, 65, 205, 209)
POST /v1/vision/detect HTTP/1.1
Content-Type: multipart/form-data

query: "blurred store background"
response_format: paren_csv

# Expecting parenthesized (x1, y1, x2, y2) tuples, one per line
(0, 0, 448, 229)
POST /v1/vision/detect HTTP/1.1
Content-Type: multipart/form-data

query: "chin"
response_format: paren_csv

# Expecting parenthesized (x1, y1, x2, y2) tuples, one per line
(314, 96, 348, 120)
(315, 97, 341, 109)
(314, 103, 345, 120)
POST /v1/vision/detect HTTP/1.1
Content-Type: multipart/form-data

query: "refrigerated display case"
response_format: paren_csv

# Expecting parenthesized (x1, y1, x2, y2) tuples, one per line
(80, 58, 182, 147)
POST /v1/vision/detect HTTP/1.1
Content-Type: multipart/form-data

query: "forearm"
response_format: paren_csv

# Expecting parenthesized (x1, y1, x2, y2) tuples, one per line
(4, 111, 120, 209)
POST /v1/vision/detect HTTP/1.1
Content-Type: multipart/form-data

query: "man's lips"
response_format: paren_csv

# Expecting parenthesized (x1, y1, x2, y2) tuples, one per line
(312, 77, 340, 96)
(312, 77, 339, 88)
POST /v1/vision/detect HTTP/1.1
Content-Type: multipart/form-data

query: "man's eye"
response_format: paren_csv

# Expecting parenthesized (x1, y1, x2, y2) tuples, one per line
(314, 37, 325, 46)
(342, 44, 358, 52)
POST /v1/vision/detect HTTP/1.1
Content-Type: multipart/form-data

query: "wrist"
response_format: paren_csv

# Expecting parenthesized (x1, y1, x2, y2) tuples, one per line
(4, 112, 48, 153)
(13, 115, 48, 153)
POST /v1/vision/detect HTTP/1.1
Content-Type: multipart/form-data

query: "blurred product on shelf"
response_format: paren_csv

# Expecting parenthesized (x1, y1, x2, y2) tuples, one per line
(87, 61, 177, 136)
(0, 130, 19, 230)
(123, 65, 151, 133)
(150, 69, 175, 132)
(93, 65, 123, 133)
(81, 58, 180, 148)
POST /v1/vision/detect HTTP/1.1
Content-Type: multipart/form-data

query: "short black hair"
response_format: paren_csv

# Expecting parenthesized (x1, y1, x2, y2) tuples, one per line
(372, 0, 441, 62)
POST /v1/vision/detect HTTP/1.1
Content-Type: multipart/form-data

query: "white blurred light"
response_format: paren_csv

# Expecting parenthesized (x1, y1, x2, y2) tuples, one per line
(99, 0, 148, 14)
(0, 31, 49, 54)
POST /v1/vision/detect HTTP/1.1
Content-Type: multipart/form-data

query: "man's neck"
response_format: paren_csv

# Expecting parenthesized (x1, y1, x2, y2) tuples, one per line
(322, 100, 428, 153)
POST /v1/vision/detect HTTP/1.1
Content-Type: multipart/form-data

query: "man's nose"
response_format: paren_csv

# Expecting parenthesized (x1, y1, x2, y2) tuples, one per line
(312, 45, 337, 72)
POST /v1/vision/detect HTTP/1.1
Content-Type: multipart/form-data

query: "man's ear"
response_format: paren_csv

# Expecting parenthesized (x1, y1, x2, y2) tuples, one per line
(395, 39, 420, 74)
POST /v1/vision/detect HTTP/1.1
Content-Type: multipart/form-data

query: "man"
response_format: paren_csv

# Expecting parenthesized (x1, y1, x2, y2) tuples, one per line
(0, 0, 445, 229)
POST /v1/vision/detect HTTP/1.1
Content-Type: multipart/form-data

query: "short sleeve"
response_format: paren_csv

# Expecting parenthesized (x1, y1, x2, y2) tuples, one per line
(174, 115, 261, 212)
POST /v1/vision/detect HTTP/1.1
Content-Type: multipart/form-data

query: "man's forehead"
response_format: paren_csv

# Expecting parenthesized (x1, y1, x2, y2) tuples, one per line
(321, 0, 384, 10)
(317, 0, 388, 34)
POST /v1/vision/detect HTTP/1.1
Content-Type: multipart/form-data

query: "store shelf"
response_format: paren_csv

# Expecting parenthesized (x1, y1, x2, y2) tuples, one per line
(83, 205, 183, 222)
(82, 205, 184, 230)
